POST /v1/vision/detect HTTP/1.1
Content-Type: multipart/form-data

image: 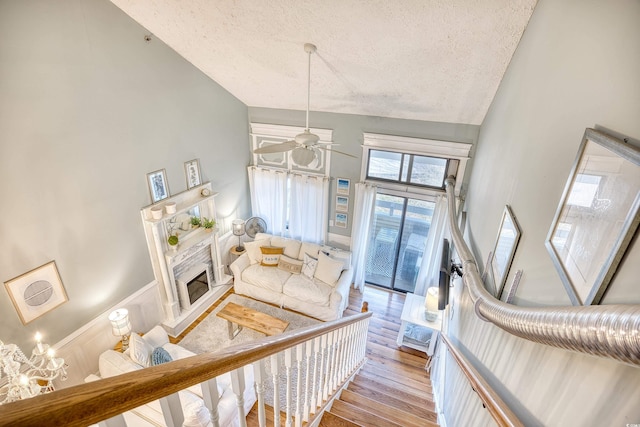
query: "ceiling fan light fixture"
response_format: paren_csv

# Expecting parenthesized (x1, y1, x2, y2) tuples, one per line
(291, 146, 316, 167)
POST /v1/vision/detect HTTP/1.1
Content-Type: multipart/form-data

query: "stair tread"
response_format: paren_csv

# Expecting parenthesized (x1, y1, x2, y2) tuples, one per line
(330, 400, 404, 427)
(347, 381, 436, 419)
(339, 389, 432, 427)
(355, 370, 432, 400)
(319, 411, 365, 427)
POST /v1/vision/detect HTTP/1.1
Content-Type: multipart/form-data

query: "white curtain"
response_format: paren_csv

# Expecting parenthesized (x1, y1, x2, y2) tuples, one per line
(288, 174, 329, 243)
(351, 183, 377, 292)
(247, 166, 287, 235)
(414, 194, 449, 296)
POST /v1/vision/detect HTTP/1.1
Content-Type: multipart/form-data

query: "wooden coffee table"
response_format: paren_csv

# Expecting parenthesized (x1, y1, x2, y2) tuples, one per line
(216, 302, 290, 339)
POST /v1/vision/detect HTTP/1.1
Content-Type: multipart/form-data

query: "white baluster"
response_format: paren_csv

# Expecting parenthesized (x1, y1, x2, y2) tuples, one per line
(253, 360, 267, 427)
(97, 414, 126, 427)
(201, 377, 221, 427)
(159, 392, 184, 427)
(230, 368, 247, 427)
(284, 348, 293, 427)
(295, 343, 304, 427)
(271, 353, 281, 427)
(303, 338, 313, 421)
(334, 327, 344, 388)
(322, 331, 334, 400)
(310, 336, 322, 412)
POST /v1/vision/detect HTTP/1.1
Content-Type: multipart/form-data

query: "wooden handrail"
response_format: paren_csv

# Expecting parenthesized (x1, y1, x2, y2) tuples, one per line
(441, 334, 523, 427)
(0, 311, 373, 427)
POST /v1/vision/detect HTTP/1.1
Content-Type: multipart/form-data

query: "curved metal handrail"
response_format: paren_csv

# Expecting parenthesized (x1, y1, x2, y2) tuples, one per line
(444, 176, 640, 366)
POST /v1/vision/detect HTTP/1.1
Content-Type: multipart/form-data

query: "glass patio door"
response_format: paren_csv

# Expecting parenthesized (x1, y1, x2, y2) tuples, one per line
(365, 193, 435, 292)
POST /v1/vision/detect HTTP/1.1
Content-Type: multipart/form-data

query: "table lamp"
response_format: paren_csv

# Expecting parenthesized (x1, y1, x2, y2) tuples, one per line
(232, 219, 246, 252)
(109, 308, 132, 351)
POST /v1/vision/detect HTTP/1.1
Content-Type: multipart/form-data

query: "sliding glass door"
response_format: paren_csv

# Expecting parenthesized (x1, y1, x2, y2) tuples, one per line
(365, 193, 435, 292)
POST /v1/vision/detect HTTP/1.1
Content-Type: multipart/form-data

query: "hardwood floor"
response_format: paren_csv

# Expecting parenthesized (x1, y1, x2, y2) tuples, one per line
(173, 285, 437, 426)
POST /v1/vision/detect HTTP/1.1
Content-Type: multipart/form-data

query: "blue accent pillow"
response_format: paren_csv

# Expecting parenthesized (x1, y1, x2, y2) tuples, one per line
(151, 347, 173, 366)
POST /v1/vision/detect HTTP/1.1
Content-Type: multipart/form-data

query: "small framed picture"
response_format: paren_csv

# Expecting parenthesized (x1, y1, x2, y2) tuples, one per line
(184, 159, 202, 189)
(335, 212, 348, 228)
(337, 178, 350, 195)
(5, 261, 68, 324)
(147, 169, 170, 203)
(336, 195, 349, 213)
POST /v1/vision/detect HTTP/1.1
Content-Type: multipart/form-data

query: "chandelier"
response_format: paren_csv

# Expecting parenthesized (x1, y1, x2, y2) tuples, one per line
(0, 332, 68, 405)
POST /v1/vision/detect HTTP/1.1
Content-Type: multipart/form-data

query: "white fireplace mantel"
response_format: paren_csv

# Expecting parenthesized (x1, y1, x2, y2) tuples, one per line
(140, 182, 231, 336)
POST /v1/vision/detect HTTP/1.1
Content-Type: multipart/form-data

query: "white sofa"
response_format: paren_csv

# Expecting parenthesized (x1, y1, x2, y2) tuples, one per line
(92, 325, 256, 427)
(230, 233, 353, 321)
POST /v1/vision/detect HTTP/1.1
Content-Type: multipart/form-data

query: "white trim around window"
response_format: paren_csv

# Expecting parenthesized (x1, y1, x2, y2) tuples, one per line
(361, 132, 472, 196)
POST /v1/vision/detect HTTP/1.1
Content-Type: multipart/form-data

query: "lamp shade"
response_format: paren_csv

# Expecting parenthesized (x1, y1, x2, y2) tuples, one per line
(108, 308, 131, 337)
(232, 219, 245, 236)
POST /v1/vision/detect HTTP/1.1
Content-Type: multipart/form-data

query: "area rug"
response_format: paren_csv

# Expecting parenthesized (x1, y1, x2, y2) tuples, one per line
(179, 294, 324, 410)
(179, 294, 320, 355)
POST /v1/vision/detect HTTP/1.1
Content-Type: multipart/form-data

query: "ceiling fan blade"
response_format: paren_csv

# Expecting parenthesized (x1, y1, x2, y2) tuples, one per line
(254, 140, 297, 154)
(318, 147, 358, 159)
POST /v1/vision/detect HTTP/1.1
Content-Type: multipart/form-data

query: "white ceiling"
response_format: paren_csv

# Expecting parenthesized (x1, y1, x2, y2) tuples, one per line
(109, 0, 537, 125)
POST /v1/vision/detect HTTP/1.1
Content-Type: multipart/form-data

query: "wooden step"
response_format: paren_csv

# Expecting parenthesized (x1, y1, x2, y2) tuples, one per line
(319, 411, 364, 427)
(329, 400, 404, 427)
(358, 363, 432, 396)
(338, 389, 430, 427)
(352, 373, 431, 404)
(346, 381, 436, 421)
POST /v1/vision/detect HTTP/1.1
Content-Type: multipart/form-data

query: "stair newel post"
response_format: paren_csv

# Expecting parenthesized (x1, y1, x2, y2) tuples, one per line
(295, 343, 304, 427)
(310, 335, 322, 412)
(284, 348, 294, 427)
(230, 368, 247, 427)
(252, 360, 267, 427)
(303, 338, 314, 421)
(201, 377, 221, 427)
(270, 353, 281, 427)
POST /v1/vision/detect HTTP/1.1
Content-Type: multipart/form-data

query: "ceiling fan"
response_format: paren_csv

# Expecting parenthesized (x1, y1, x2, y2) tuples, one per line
(253, 43, 356, 167)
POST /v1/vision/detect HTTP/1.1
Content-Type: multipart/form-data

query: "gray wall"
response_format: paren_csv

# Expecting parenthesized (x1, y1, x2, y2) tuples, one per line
(447, 0, 640, 425)
(0, 0, 251, 350)
(249, 108, 479, 238)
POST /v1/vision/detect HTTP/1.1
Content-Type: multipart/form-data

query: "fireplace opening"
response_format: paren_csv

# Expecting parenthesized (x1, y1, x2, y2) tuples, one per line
(176, 263, 212, 311)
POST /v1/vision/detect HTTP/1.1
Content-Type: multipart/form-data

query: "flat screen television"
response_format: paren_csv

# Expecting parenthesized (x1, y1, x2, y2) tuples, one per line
(438, 238, 450, 310)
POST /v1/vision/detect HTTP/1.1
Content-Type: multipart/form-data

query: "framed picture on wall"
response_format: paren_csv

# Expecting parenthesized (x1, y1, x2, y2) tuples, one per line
(147, 169, 170, 203)
(545, 128, 640, 305)
(184, 159, 202, 189)
(335, 212, 348, 228)
(336, 195, 349, 213)
(337, 178, 350, 195)
(5, 261, 68, 325)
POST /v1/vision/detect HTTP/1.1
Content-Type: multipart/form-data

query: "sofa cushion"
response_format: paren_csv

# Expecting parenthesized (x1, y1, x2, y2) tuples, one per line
(301, 253, 318, 279)
(245, 239, 270, 264)
(129, 333, 154, 367)
(242, 263, 291, 293)
(99, 350, 143, 378)
(314, 251, 345, 286)
(254, 232, 272, 242)
(278, 255, 303, 274)
(142, 325, 170, 348)
(271, 236, 302, 259)
(283, 275, 333, 306)
(298, 242, 322, 260)
(260, 246, 284, 267)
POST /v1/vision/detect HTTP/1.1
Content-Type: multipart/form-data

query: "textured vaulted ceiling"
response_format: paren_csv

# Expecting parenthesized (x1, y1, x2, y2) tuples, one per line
(109, 0, 537, 125)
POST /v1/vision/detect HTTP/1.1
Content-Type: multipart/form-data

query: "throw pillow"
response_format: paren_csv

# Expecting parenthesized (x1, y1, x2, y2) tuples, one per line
(302, 253, 318, 279)
(245, 239, 270, 264)
(129, 332, 154, 367)
(314, 251, 345, 286)
(150, 347, 173, 365)
(271, 236, 302, 258)
(277, 255, 303, 274)
(298, 242, 322, 261)
(260, 246, 284, 267)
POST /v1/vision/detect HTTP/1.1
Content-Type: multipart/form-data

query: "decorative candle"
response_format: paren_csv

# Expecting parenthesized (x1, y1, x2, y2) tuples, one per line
(35, 332, 44, 353)
(425, 287, 439, 321)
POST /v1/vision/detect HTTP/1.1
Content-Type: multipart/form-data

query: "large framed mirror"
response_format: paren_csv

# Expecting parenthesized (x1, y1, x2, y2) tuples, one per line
(545, 128, 640, 305)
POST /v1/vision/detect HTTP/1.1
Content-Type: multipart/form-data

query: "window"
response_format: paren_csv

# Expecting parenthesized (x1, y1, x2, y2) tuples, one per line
(367, 149, 449, 189)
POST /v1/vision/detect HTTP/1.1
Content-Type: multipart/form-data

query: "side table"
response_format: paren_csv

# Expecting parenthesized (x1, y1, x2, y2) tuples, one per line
(397, 293, 442, 365)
